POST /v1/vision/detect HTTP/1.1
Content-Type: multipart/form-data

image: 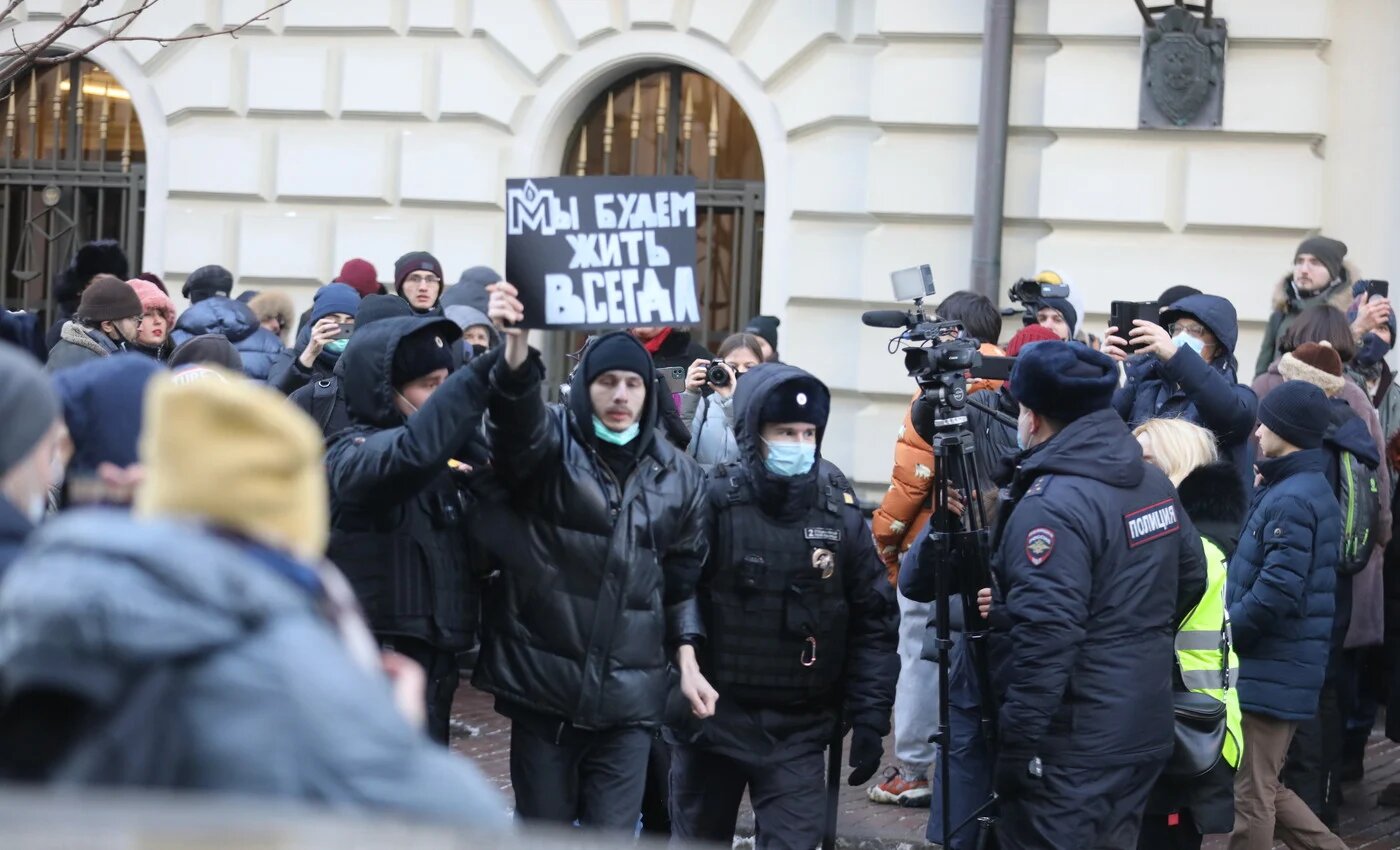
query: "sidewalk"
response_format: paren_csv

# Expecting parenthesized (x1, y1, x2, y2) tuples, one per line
(451, 683, 1400, 847)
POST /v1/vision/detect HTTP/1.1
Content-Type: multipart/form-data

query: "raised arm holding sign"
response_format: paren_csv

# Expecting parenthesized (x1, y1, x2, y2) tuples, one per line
(505, 176, 700, 330)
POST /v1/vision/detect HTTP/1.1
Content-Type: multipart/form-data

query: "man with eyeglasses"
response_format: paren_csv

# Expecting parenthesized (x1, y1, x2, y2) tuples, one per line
(394, 251, 446, 315)
(1105, 293, 1259, 490)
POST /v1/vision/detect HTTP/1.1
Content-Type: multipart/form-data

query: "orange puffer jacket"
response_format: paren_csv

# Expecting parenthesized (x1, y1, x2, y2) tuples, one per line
(871, 342, 1006, 584)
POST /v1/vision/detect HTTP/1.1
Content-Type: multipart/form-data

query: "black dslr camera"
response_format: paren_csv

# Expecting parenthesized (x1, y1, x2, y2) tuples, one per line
(705, 359, 733, 388)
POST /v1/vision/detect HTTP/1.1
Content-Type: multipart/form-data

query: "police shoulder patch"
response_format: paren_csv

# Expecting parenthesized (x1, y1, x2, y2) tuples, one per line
(1124, 498, 1181, 548)
(1025, 527, 1055, 566)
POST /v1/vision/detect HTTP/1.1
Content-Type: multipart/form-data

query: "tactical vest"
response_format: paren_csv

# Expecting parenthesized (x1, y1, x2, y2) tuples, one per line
(328, 467, 478, 650)
(703, 463, 852, 709)
(1175, 537, 1243, 769)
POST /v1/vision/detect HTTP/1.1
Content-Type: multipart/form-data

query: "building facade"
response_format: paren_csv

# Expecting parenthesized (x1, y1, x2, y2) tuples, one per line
(2, 0, 1397, 493)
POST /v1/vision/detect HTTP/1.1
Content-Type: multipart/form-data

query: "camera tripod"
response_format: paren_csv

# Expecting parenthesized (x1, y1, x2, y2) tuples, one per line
(916, 381, 1014, 850)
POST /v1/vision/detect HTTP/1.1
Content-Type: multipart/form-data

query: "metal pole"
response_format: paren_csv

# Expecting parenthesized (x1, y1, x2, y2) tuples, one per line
(968, 0, 1017, 302)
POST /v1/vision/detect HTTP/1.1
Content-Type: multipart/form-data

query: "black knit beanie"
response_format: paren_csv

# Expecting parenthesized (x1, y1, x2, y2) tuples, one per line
(1028, 296, 1078, 336)
(394, 251, 444, 296)
(1258, 380, 1330, 450)
(1296, 236, 1348, 283)
(582, 332, 653, 385)
(392, 324, 455, 388)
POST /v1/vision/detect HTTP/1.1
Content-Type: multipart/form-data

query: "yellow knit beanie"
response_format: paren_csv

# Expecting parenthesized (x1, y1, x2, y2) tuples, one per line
(134, 366, 328, 561)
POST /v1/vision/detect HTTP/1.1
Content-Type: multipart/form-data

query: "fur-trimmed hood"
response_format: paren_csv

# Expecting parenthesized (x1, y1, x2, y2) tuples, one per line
(1177, 460, 1247, 559)
(1272, 259, 1363, 314)
(59, 320, 118, 357)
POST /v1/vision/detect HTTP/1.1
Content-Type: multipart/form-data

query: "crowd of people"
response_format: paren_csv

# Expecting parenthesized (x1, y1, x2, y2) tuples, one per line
(0, 232, 1394, 850)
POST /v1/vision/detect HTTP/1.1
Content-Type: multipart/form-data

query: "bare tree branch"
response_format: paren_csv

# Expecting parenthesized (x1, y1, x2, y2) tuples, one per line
(0, 0, 290, 89)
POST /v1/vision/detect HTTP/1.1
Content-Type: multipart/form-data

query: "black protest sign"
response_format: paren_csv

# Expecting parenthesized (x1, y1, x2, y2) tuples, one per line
(505, 176, 699, 330)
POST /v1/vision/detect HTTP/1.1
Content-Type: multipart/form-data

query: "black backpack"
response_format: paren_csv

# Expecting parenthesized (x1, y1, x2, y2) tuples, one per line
(1337, 448, 1381, 576)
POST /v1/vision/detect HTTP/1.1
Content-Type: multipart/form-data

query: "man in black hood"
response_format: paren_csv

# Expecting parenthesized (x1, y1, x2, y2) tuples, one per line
(476, 283, 710, 831)
(668, 362, 898, 848)
(324, 314, 499, 745)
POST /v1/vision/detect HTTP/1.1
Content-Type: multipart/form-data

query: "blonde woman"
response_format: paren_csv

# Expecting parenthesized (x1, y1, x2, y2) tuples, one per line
(1131, 417, 1246, 850)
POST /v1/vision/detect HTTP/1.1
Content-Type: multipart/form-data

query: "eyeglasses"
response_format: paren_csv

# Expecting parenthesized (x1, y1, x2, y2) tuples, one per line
(404, 273, 441, 285)
(1168, 322, 1208, 339)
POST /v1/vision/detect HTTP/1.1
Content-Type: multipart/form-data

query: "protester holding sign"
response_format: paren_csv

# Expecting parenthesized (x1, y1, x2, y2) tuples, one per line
(471, 282, 713, 831)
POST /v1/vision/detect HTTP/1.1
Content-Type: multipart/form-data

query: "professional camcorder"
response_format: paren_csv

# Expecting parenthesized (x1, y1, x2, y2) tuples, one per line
(1006, 270, 1071, 324)
(862, 265, 1013, 407)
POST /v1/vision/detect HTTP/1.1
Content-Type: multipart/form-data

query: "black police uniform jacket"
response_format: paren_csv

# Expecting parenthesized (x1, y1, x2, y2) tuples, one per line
(989, 408, 1207, 767)
(472, 336, 710, 731)
(688, 364, 898, 756)
(324, 317, 491, 651)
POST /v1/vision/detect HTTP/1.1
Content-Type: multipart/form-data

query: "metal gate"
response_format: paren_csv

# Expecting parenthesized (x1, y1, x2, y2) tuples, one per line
(0, 59, 145, 325)
(562, 65, 765, 352)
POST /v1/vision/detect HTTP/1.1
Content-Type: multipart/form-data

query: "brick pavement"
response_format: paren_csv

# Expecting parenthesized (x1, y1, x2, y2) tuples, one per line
(451, 683, 1400, 847)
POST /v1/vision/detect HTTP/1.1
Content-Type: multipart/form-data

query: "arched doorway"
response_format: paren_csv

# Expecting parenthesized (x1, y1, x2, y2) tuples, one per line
(560, 65, 765, 352)
(0, 57, 147, 322)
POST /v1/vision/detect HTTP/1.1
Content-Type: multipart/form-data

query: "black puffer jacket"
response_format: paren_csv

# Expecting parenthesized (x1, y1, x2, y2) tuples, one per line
(473, 333, 709, 730)
(324, 317, 493, 650)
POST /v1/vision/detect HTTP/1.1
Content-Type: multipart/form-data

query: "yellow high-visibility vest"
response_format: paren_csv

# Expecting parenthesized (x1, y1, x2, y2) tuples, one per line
(1174, 537, 1243, 769)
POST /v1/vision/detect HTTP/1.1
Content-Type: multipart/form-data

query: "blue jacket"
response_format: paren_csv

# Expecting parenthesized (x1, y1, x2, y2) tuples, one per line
(1226, 448, 1341, 720)
(987, 409, 1207, 767)
(173, 297, 287, 382)
(0, 510, 509, 827)
(1112, 295, 1258, 489)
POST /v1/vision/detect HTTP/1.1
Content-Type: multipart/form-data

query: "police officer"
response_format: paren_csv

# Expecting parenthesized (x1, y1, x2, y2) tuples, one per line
(984, 341, 1206, 850)
(669, 363, 898, 849)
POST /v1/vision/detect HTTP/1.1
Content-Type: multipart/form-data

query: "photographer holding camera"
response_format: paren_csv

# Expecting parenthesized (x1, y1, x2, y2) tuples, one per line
(1105, 294, 1259, 490)
(679, 333, 766, 470)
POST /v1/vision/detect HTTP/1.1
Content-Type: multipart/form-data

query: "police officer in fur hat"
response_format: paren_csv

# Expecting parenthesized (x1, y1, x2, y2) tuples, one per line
(667, 362, 898, 848)
(981, 341, 1206, 850)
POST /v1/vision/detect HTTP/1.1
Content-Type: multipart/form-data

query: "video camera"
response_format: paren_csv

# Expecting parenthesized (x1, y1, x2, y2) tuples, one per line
(861, 265, 1013, 409)
(1007, 272, 1071, 325)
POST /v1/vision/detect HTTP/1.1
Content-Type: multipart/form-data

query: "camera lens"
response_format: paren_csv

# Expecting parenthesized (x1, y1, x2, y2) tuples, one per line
(706, 361, 731, 387)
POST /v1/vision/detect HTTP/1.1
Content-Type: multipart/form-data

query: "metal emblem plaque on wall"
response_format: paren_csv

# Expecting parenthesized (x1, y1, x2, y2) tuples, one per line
(1140, 6, 1227, 130)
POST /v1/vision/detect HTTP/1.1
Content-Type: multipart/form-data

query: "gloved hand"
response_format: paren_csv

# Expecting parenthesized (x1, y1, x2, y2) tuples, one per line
(847, 726, 884, 786)
(993, 753, 1040, 801)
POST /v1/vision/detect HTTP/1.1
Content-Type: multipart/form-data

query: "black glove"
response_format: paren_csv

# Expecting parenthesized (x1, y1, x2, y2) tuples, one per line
(847, 726, 884, 786)
(993, 753, 1041, 801)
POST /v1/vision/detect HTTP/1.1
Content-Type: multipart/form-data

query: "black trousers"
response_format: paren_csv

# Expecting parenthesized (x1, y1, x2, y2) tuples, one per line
(640, 733, 671, 835)
(1137, 809, 1204, 850)
(1283, 679, 1345, 827)
(997, 759, 1164, 850)
(669, 742, 827, 850)
(379, 635, 458, 746)
(509, 721, 652, 830)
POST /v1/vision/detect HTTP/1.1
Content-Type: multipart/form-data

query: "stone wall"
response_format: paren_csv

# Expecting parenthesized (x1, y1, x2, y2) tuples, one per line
(7, 0, 1397, 493)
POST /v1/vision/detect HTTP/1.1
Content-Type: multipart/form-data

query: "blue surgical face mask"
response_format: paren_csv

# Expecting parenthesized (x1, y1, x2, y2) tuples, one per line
(324, 338, 349, 355)
(1173, 333, 1205, 356)
(763, 439, 816, 477)
(593, 415, 640, 446)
